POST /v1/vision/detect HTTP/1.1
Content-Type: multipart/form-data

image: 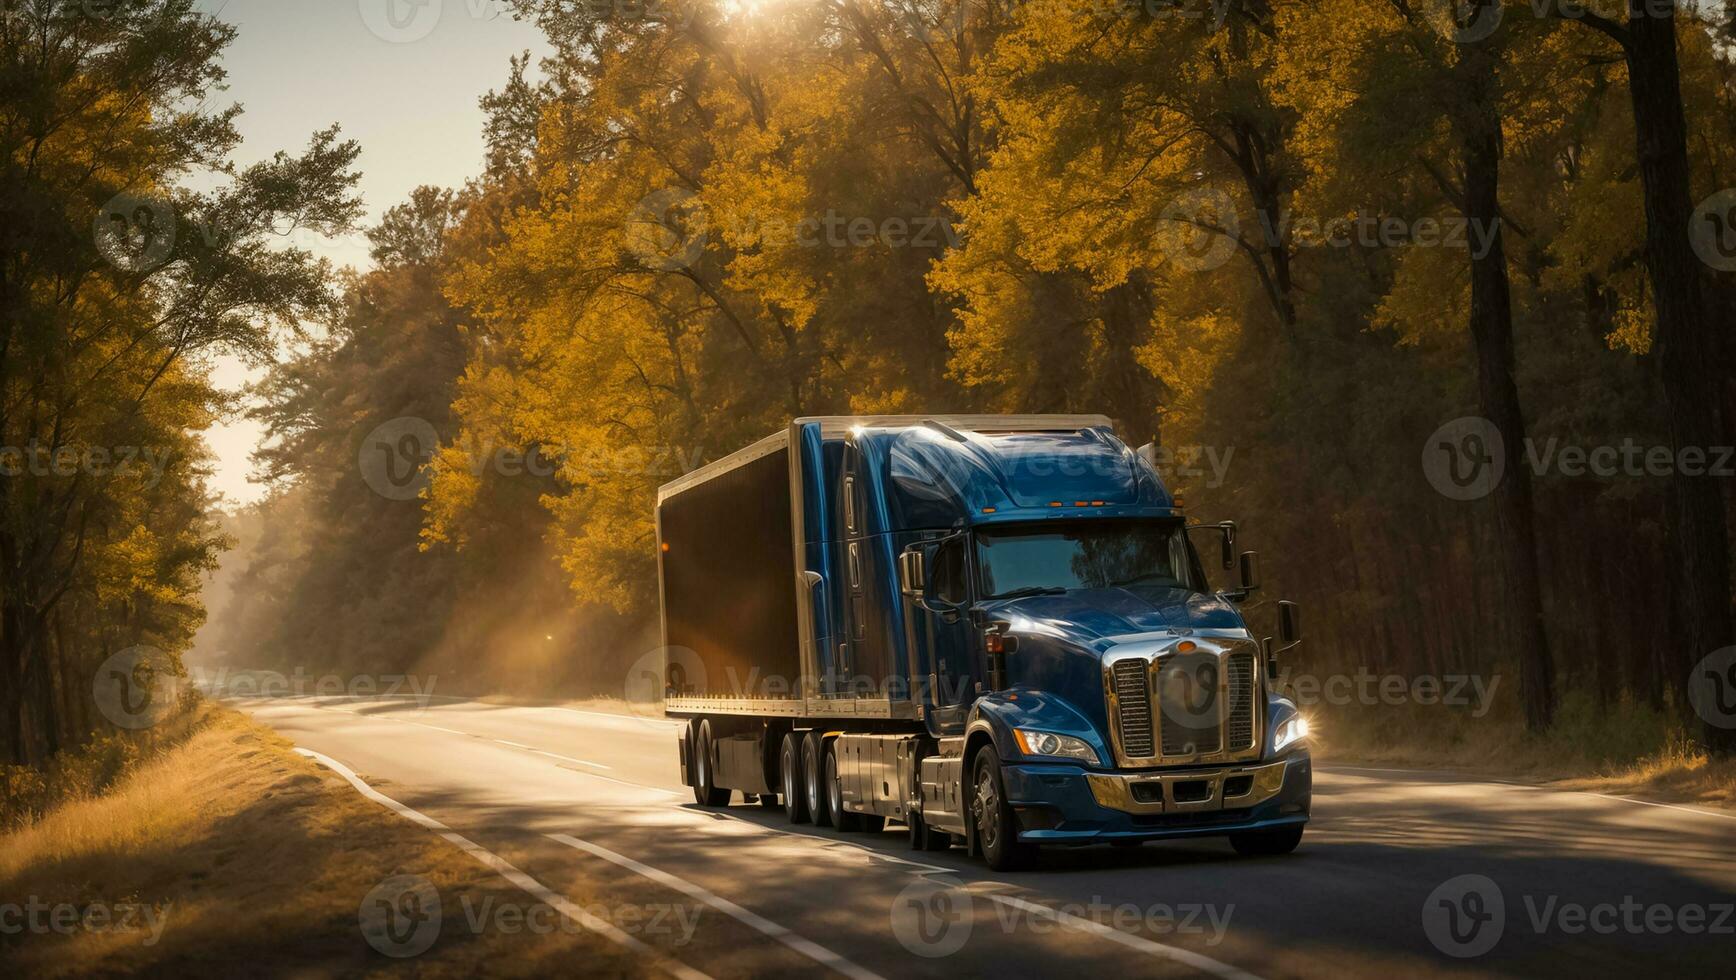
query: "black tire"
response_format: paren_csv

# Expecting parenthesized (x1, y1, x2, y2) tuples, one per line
(858, 814, 885, 833)
(1229, 825, 1304, 856)
(907, 811, 952, 851)
(781, 733, 810, 824)
(970, 745, 1036, 871)
(758, 792, 780, 810)
(692, 719, 730, 807)
(803, 731, 833, 827)
(826, 743, 863, 831)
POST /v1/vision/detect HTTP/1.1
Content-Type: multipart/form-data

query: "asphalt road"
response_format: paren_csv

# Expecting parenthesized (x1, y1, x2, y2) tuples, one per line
(226, 693, 1736, 979)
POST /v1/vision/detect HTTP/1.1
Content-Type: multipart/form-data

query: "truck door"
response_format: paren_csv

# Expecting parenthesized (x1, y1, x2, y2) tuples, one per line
(911, 534, 977, 730)
(841, 446, 870, 696)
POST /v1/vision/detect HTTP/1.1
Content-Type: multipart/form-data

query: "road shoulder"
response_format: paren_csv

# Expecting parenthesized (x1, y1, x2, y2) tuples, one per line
(0, 702, 652, 978)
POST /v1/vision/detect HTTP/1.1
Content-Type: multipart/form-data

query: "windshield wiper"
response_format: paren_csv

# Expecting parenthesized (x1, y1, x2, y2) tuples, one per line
(989, 586, 1068, 600)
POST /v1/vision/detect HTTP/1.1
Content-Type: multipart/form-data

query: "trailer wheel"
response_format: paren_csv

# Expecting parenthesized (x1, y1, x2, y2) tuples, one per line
(692, 719, 730, 807)
(802, 731, 832, 827)
(971, 745, 1036, 871)
(780, 733, 810, 824)
(825, 743, 863, 831)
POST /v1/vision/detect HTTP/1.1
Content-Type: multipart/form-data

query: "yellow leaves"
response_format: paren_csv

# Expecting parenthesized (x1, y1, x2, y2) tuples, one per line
(1372, 239, 1471, 345)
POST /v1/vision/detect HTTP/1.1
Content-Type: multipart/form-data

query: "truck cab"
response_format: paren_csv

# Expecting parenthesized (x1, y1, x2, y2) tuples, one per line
(660, 416, 1311, 870)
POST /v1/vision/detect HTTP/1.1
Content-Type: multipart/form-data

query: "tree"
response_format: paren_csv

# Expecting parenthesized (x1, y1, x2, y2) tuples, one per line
(0, 0, 359, 764)
(1542, 0, 1735, 755)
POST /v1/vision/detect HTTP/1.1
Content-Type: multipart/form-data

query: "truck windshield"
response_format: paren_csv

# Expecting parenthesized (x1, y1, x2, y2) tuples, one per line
(975, 520, 1201, 599)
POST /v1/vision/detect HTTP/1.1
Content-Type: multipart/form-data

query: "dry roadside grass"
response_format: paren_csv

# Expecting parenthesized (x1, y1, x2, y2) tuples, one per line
(1314, 692, 1736, 811)
(0, 703, 648, 978)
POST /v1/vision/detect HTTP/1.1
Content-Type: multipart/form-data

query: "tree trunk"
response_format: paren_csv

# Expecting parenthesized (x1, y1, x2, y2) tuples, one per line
(1098, 271, 1165, 445)
(1, 604, 20, 766)
(1623, 2, 1736, 755)
(1459, 22, 1557, 731)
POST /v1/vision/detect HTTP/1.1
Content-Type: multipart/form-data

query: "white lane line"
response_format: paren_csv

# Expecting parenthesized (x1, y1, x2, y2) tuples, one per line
(406, 721, 473, 737)
(549, 765, 684, 797)
(681, 808, 1277, 977)
(1580, 792, 1736, 822)
(549, 832, 884, 980)
(493, 739, 614, 771)
(986, 894, 1265, 980)
(293, 700, 625, 774)
(294, 748, 709, 980)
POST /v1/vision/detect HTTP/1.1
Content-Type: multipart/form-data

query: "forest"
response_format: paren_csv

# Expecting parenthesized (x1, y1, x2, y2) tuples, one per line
(4, 0, 1736, 772)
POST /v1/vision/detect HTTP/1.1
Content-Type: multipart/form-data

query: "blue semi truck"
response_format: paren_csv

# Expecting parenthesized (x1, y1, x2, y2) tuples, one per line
(657, 415, 1311, 870)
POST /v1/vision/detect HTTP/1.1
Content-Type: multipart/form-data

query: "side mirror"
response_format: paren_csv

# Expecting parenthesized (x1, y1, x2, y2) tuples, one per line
(1220, 521, 1238, 570)
(1278, 600, 1301, 650)
(898, 547, 926, 599)
(1238, 551, 1260, 592)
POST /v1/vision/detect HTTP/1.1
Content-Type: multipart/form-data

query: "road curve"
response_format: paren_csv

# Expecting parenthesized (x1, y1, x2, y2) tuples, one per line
(227, 694, 1736, 979)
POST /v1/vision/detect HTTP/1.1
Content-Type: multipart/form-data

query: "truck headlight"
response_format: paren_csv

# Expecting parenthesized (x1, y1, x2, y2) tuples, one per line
(1013, 729, 1100, 765)
(1273, 715, 1311, 753)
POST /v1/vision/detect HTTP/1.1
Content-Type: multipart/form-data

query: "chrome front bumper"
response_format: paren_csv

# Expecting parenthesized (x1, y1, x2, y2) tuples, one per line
(1084, 759, 1292, 815)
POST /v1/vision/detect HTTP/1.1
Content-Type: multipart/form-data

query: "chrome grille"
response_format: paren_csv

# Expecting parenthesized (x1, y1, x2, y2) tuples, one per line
(1111, 659, 1154, 757)
(1104, 640, 1262, 768)
(1226, 651, 1256, 751)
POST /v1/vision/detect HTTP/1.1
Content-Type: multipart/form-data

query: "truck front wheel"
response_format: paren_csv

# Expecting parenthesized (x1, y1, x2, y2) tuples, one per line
(971, 746, 1037, 871)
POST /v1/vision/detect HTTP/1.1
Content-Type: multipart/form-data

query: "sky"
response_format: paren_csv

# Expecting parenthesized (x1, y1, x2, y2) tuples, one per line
(195, 0, 550, 507)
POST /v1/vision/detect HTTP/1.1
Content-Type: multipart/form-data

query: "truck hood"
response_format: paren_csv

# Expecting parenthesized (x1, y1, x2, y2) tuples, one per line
(981, 587, 1245, 646)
